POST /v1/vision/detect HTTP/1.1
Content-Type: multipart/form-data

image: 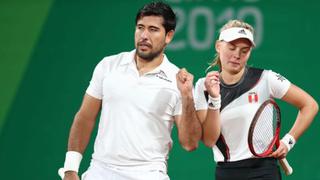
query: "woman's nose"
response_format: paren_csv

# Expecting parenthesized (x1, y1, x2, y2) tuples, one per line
(234, 49, 241, 58)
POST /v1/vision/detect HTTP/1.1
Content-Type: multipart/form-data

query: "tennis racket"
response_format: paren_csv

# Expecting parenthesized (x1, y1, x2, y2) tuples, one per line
(248, 99, 293, 175)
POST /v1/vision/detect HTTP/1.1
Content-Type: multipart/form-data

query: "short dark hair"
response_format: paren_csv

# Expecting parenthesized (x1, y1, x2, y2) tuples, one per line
(135, 1, 176, 33)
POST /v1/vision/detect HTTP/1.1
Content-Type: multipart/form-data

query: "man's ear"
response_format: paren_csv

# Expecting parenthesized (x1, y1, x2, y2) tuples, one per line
(165, 30, 175, 44)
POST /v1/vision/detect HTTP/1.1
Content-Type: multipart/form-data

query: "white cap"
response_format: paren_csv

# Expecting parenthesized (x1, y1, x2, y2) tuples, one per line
(218, 27, 255, 47)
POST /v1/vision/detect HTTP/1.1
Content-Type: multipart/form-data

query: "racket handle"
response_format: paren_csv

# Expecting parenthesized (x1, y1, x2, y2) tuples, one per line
(279, 158, 293, 175)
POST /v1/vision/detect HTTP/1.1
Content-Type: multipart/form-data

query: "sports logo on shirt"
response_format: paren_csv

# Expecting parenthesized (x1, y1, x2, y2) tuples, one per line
(275, 73, 286, 82)
(155, 70, 172, 83)
(248, 92, 258, 103)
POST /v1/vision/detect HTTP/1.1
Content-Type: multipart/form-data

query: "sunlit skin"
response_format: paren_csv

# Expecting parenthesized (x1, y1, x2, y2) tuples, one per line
(216, 38, 252, 84)
(212, 37, 318, 160)
(198, 38, 254, 147)
(135, 16, 173, 62)
(135, 15, 202, 151)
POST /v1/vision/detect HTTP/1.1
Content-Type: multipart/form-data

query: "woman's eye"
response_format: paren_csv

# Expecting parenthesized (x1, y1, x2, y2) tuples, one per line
(242, 49, 250, 54)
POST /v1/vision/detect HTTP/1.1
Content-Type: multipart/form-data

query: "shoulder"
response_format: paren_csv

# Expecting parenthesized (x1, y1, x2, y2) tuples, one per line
(160, 55, 181, 84)
(195, 77, 206, 91)
(260, 68, 289, 81)
(94, 50, 134, 71)
(100, 50, 133, 65)
(264, 69, 291, 85)
(249, 67, 287, 79)
(195, 77, 205, 87)
(246, 66, 264, 77)
(241, 66, 265, 84)
(163, 56, 180, 73)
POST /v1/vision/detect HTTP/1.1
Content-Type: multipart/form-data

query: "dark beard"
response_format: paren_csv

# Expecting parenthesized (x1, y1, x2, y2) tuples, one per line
(136, 49, 162, 62)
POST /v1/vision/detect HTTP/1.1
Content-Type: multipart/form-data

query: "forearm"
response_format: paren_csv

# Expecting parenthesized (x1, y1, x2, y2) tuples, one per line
(281, 84, 319, 141)
(202, 109, 220, 147)
(68, 112, 96, 153)
(178, 95, 202, 151)
(288, 99, 318, 140)
(59, 94, 101, 178)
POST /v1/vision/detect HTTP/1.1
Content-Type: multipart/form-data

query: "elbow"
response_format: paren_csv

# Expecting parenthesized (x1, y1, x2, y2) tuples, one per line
(202, 139, 216, 148)
(181, 143, 198, 152)
(202, 134, 218, 148)
(180, 140, 199, 152)
(313, 100, 319, 114)
(307, 98, 319, 116)
(178, 128, 202, 152)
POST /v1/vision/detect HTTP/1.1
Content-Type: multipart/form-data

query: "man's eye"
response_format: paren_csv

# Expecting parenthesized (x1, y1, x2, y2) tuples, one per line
(150, 28, 158, 32)
(137, 26, 144, 30)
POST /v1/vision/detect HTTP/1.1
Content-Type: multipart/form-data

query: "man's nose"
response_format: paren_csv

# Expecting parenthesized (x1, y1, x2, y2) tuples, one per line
(140, 30, 149, 39)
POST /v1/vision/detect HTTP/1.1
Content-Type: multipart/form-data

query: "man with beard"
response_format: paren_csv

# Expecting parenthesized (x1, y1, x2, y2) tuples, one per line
(58, 2, 202, 180)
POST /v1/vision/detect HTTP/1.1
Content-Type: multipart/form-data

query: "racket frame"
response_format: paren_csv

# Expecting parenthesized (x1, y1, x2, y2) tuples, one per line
(248, 99, 293, 175)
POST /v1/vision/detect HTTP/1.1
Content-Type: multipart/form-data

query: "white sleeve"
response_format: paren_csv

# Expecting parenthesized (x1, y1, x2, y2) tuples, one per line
(85, 59, 106, 100)
(173, 94, 182, 116)
(194, 78, 208, 110)
(267, 70, 291, 99)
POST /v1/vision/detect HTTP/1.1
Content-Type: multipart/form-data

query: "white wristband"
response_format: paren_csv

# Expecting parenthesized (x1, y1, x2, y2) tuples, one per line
(281, 134, 296, 152)
(208, 95, 221, 110)
(64, 151, 82, 172)
(58, 151, 83, 179)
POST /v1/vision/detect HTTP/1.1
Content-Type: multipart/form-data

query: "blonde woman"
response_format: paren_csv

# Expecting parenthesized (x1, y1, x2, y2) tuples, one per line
(194, 20, 318, 180)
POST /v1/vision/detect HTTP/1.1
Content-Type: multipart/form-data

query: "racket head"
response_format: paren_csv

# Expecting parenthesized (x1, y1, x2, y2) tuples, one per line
(248, 99, 281, 157)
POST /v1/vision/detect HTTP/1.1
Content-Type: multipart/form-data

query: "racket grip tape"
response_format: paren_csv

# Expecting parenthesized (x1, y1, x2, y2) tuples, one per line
(279, 158, 293, 176)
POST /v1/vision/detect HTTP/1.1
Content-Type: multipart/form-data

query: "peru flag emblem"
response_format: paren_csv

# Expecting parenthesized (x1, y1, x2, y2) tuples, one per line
(248, 92, 258, 103)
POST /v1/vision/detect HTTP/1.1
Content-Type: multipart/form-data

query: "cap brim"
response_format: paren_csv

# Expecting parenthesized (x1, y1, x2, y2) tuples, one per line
(219, 27, 255, 47)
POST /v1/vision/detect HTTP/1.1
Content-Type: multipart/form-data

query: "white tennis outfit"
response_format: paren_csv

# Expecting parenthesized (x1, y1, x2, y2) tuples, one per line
(83, 50, 182, 180)
(194, 67, 291, 163)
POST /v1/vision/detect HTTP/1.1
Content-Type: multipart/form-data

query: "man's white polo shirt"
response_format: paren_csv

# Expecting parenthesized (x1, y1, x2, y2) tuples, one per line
(86, 50, 182, 172)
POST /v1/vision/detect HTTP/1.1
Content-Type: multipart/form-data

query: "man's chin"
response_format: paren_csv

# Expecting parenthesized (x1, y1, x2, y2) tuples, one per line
(137, 49, 150, 55)
(136, 51, 154, 61)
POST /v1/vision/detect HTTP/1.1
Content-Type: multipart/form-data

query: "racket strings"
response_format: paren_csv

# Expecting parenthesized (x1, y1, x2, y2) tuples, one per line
(252, 104, 277, 154)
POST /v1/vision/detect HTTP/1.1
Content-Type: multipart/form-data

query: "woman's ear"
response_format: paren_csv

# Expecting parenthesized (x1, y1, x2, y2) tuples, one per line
(215, 41, 221, 53)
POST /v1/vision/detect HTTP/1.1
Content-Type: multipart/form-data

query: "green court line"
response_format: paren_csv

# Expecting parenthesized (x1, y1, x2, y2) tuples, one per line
(0, 0, 53, 133)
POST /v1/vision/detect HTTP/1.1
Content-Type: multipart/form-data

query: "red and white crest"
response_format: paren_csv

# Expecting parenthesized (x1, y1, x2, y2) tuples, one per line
(248, 92, 258, 103)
